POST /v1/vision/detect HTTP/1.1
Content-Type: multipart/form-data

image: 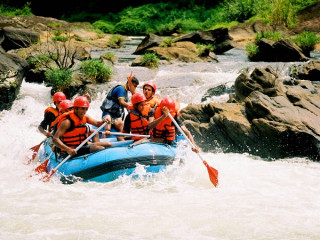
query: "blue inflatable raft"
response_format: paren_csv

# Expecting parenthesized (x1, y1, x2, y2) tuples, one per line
(38, 135, 184, 184)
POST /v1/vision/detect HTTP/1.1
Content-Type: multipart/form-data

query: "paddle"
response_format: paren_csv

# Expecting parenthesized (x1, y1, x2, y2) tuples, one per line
(26, 138, 47, 164)
(41, 122, 107, 182)
(99, 131, 150, 138)
(30, 151, 54, 176)
(168, 113, 219, 187)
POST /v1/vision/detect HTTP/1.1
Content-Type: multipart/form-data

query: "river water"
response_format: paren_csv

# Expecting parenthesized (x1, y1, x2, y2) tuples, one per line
(0, 37, 320, 240)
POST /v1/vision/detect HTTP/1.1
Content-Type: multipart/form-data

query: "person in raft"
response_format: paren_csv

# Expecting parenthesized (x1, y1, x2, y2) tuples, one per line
(38, 91, 66, 138)
(142, 81, 161, 109)
(151, 96, 200, 153)
(53, 96, 113, 158)
(122, 92, 168, 143)
(100, 72, 139, 140)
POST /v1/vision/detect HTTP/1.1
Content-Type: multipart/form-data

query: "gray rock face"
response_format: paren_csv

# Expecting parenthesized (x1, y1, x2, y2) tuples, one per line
(0, 50, 28, 111)
(180, 66, 320, 160)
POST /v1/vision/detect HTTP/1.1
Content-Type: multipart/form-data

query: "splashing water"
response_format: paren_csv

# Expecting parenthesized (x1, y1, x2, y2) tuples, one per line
(1, 49, 320, 240)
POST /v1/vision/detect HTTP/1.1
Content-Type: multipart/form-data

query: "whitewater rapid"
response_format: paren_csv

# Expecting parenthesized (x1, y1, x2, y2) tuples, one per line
(1, 48, 320, 240)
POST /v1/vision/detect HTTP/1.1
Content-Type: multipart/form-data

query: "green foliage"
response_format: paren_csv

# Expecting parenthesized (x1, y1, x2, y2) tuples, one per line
(245, 42, 259, 58)
(218, 0, 260, 23)
(47, 22, 63, 29)
(92, 20, 115, 33)
(45, 68, 73, 91)
(141, 53, 159, 68)
(73, 35, 85, 41)
(115, 18, 150, 35)
(255, 31, 285, 42)
(160, 38, 174, 47)
(52, 35, 69, 42)
(0, 2, 32, 16)
(292, 31, 320, 53)
(108, 35, 125, 48)
(27, 54, 52, 72)
(80, 59, 113, 83)
(196, 43, 215, 56)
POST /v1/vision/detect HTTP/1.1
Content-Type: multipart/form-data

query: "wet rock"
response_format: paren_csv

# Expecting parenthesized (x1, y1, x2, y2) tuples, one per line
(173, 28, 235, 54)
(250, 38, 309, 62)
(180, 66, 320, 161)
(289, 60, 320, 81)
(0, 50, 28, 111)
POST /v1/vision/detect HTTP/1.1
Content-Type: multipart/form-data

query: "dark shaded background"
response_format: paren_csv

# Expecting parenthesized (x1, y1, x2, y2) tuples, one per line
(4, 0, 222, 19)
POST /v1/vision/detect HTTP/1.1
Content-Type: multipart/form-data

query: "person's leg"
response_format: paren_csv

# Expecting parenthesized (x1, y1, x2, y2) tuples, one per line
(114, 118, 125, 141)
(101, 113, 111, 138)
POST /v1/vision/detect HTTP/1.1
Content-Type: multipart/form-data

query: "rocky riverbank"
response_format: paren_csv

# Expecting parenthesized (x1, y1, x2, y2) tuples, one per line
(1, 3, 320, 160)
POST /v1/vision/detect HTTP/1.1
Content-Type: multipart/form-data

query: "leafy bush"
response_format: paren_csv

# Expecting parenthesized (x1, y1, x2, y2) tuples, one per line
(159, 38, 174, 47)
(27, 54, 52, 72)
(108, 35, 125, 48)
(245, 43, 259, 58)
(255, 31, 284, 42)
(52, 35, 69, 42)
(141, 53, 159, 68)
(196, 43, 215, 56)
(80, 59, 113, 83)
(0, 2, 32, 16)
(115, 19, 150, 35)
(45, 68, 73, 91)
(218, 0, 259, 22)
(292, 31, 320, 56)
(92, 20, 115, 33)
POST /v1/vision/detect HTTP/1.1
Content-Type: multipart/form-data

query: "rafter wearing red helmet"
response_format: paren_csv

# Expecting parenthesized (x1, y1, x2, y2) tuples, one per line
(38, 91, 66, 138)
(142, 81, 161, 108)
(150, 96, 199, 153)
(53, 96, 113, 158)
(122, 93, 153, 141)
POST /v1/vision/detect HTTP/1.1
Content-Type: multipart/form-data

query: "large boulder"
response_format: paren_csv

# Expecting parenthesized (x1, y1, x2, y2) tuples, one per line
(180, 66, 320, 160)
(0, 49, 28, 111)
(0, 26, 40, 51)
(289, 60, 320, 81)
(173, 28, 235, 54)
(133, 33, 163, 55)
(250, 38, 309, 62)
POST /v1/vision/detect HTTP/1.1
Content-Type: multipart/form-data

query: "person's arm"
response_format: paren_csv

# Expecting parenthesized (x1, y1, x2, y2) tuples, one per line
(38, 112, 56, 137)
(52, 119, 77, 156)
(127, 71, 136, 94)
(87, 115, 111, 128)
(177, 119, 200, 153)
(148, 106, 169, 130)
(119, 97, 130, 108)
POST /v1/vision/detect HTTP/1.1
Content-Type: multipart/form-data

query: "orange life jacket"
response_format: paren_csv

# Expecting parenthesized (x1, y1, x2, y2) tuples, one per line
(44, 106, 59, 131)
(151, 107, 177, 141)
(51, 111, 71, 129)
(127, 104, 151, 140)
(57, 112, 88, 150)
(145, 96, 161, 108)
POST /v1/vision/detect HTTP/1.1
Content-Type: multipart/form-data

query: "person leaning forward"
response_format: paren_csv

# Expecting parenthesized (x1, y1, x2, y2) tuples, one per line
(53, 96, 113, 158)
(100, 72, 139, 140)
(38, 91, 66, 138)
(151, 96, 199, 153)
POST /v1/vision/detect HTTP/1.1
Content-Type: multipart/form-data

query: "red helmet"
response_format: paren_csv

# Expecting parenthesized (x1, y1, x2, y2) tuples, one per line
(73, 96, 89, 108)
(58, 99, 73, 112)
(142, 81, 156, 93)
(131, 92, 146, 105)
(52, 92, 66, 102)
(160, 96, 175, 112)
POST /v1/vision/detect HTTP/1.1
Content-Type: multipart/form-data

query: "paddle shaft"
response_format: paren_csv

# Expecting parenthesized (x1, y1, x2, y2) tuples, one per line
(99, 131, 150, 138)
(168, 113, 218, 187)
(168, 114, 197, 149)
(47, 122, 107, 178)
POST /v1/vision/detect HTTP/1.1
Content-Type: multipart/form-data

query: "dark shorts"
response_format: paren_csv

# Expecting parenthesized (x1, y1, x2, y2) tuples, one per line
(58, 144, 91, 159)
